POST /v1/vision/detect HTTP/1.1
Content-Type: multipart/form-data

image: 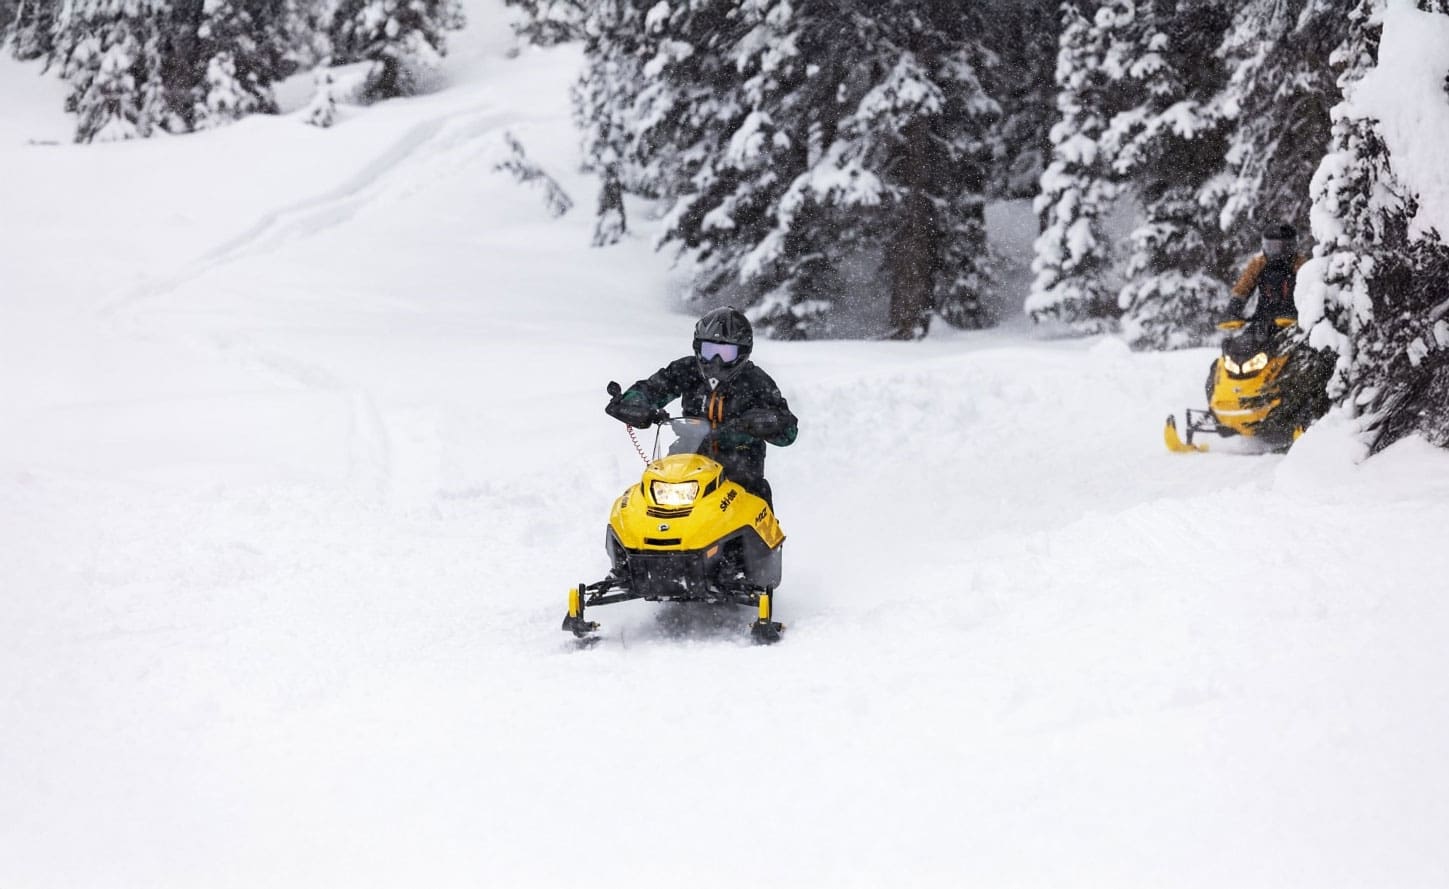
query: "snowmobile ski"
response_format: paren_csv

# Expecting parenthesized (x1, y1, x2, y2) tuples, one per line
(1164, 414, 1209, 453)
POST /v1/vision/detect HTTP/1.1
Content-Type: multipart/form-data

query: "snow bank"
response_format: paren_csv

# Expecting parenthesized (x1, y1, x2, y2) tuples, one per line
(1272, 409, 1370, 494)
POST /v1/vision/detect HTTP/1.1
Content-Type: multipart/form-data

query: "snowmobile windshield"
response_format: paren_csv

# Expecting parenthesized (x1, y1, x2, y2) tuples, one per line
(1225, 316, 1298, 365)
(655, 417, 715, 460)
(1227, 316, 1281, 356)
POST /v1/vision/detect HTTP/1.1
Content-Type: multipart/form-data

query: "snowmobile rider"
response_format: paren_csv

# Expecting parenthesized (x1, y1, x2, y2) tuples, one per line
(1228, 222, 1308, 323)
(605, 307, 798, 508)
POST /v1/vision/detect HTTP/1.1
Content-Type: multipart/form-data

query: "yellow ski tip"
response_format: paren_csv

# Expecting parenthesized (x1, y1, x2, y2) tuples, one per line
(1164, 415, 1208, 453)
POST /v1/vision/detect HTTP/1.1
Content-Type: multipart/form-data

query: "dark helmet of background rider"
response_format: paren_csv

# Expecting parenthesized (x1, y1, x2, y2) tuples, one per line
(1262, 221, 1298, 258)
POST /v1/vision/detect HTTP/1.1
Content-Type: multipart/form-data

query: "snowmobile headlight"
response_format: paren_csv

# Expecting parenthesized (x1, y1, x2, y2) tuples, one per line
(1242, 352, 1269, 373)
(651, 480, 699, 507)
(1223, 356, 1241, 374)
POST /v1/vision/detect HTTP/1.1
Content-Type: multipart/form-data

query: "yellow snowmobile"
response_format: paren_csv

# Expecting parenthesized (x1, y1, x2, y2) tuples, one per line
(563, 385, 786, 644)
(1165, 316, 1331, 453)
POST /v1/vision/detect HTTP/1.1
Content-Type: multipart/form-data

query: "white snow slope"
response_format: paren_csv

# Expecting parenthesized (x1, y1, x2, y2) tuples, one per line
(4, 5, 1449, 887)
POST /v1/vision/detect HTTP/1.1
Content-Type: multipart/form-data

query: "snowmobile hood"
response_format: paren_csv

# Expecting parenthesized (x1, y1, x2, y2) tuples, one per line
(610, 452, 784, 553)
(643, 454, 723, 492)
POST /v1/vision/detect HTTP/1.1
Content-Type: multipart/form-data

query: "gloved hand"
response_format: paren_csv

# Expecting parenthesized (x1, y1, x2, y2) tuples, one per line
(712, 423, 754, 450)
(1218, 300, 1248, 330)
(733, 407, 786, 439)
(605, 390, 659, 428)
(714, 409, 783, 449)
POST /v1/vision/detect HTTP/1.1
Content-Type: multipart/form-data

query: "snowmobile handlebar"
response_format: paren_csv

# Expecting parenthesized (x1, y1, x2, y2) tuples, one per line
(1216, 316, 1298, 332)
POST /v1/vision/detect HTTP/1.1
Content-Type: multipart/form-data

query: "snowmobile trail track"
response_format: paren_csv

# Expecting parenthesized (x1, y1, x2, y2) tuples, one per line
(98, 106, 533, 324)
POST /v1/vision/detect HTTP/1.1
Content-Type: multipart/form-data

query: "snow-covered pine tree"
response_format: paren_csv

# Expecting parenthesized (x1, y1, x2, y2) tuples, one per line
(1304, 0, 1397, 401)
(569, 0, 651, 248)
(331, 0, 464, 100)
(1104, 0, 1236, 350)
(646, 0, 808, 326)
(505, 0, 583, 46)
(190, 0, 286, 130)
(1215, 0, 1341, 258)
(1307, 0, 1449, 450)
(1354, 235, 1449, 450)
(512, 0, 721, 251)
(982, 0, 1060, 200)
(495, 130, 575, 217)
(1027, 0, 1126, 334)
(285, 0, 338, 71)
(688, 0, 870, 338)
(5, 0, 56, 60)
(855, 6, 1000, 336)
(519, 0, 999, 339)
(54, 0, 301, 140)
(55, 0, 174, 142)
(305, 66, 338, 127)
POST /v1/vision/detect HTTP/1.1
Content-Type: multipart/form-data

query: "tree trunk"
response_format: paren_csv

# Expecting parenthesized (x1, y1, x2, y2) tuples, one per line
(888, 118, 935, 339)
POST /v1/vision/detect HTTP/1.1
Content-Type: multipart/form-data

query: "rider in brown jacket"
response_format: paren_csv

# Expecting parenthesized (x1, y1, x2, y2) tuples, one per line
(1229, 222, 1308, 321)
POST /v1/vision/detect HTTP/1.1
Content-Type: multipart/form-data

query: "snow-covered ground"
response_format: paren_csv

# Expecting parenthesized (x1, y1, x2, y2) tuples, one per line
(4, 4, 1449, 886)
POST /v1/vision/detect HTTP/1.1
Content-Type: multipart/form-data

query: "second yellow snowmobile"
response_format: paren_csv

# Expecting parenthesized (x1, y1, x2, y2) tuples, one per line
(1165, 316, 1332, 453)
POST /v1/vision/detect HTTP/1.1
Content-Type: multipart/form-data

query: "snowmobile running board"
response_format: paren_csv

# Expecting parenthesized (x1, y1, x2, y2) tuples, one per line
(563, 579, 784, 644)
(1164, 413, 1210, 453)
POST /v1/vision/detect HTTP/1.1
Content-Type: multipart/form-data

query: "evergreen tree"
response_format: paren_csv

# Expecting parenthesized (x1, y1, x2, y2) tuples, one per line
(191, 0, 286, 129)
(332, 0, 464, 100)
(1308, 0, 1449, 450)
(286, 0, 340, 71)
(1304, 0, 1397, 400)
(655, 0, 998, 338)
(506, 0, 583, 46)
(6, 0, 56, 60)
(981, 0, 1060, 200)
(55, 0, 172, 142)
(513, 0, 1001, 338)
(645, 0, 799, 324)
(1215, 0, 1340, 257)
(1027, 0, 1126, 334)
(304, 67, 338, 127)
(569, 0, 650, 248)
(855, 12, 999, 336)
(52, 0, 302, 140)
(1103, 0, 1235, 350)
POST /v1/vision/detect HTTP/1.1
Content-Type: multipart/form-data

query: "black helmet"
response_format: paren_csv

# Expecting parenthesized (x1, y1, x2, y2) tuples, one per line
(693, 306, 753, 383)
(1262, 222, 1297, 258)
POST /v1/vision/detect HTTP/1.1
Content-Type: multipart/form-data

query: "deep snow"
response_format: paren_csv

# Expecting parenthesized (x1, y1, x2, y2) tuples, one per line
(3, 4, 1449, 887)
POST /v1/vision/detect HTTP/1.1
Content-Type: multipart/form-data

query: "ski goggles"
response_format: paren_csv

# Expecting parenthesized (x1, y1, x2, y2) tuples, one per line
(699, 341, 741, 363)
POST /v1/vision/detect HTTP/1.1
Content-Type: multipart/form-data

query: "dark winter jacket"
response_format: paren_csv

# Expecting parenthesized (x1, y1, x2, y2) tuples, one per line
(619, 358, 797, 490)
(1230, 252, 1308, 321)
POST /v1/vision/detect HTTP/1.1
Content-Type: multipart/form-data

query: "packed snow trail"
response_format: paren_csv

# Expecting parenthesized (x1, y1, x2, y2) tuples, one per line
(4, 4, 1449, 887)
